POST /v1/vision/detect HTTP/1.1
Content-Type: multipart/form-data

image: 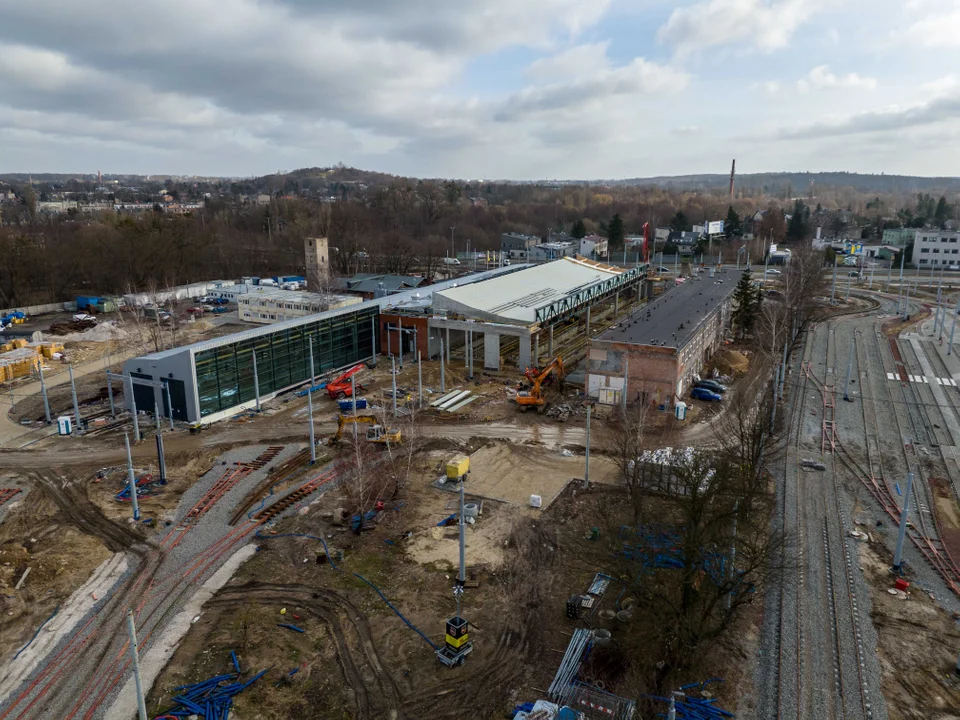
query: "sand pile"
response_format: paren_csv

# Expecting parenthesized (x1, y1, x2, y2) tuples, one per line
(712, 349, 749, 375)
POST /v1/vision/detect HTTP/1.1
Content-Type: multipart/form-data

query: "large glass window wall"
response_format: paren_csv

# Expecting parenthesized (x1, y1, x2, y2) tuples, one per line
(195, 307, 377, 417)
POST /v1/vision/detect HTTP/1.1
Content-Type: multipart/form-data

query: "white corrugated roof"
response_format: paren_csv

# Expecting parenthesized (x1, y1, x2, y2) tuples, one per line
(433, 257, 624, 325)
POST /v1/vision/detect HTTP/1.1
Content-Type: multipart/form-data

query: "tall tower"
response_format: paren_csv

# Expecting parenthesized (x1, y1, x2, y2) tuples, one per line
(305, 237, 329, 291)
(729, 159, 736, 199)
(97, 170, 102, 185)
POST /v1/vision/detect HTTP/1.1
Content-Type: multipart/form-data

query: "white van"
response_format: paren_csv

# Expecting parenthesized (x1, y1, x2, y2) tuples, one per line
(443, 258, 461, 266)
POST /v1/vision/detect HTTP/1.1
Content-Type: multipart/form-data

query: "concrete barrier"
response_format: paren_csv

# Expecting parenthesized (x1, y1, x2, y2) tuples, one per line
(0, 302, 76, 317)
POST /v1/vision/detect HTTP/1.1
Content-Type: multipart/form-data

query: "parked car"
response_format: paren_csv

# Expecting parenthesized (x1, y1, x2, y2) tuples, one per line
(764, 268, 782, 275)
(186, 306, 205, 315)
(656, 266, 671, 273)
(210, 306, 230, 314)
(695, 379, 727, 394)
(691, 387, 722, 402)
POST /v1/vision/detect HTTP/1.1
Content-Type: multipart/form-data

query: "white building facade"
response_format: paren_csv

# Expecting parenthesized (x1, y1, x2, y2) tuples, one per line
(911, 230, 960, 267)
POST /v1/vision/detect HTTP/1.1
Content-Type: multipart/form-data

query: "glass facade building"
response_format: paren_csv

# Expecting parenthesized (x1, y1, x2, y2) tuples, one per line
(194, 305, 378, 418)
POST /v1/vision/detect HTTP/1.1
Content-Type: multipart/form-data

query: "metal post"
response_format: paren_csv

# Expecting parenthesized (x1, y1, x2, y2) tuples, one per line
(548, 324, 554, 357)
(164, 381, 174, 430)
(456, 478, 466, 620)
(398, 317, 403, 368)
(622, 356, 629, 410)
(127, 374, 139, 442)
(869, 265, 873, 289)
(68, 365, 81, 432)
(727, 500, 739, 610)
(586, 305, 591, 335)
(106, 370, 117, 420)
(779, 340, 788, 398)
(614, 291, 619, 317)
(351, 374, 357, 442)
(445, 328, 451, 364)
(464, 330, 469, 369)
(844, 334, 855, 401)
(417, 351, 423, 408)
(251, 350, 260, 413)
(391, 356, 398, 418)
(892, 470, 915, 572)
(370, 317, 377, 366)
(950, 296, 960, 356)
(125, 433, 140, 521)
(582, 402, 592, 489)
(307, 345, 316, 463)
(845, 274, 851, 301)
(126, 610, 148, 720)
(387, 321, 392, 359)
(897, 247, 906, 315)
(156, 420, 166, 483)
(468, 331, 474, 379)
(770, 375, 778, 432)
(831, 261, 837, 304)
(37, 359, 52, 424)
(440, 337, 446, 393)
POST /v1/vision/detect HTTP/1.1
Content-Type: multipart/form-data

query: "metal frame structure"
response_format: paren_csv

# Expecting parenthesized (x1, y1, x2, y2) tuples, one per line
(535, 264, 645, 324)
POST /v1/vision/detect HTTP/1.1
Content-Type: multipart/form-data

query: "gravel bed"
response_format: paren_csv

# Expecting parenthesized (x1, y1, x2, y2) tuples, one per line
(0, 443, 304, 719)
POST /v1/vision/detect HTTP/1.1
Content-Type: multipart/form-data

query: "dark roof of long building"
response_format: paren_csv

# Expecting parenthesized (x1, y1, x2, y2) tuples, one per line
(598, 268, 738, 350)
(336, 274, 425, 294)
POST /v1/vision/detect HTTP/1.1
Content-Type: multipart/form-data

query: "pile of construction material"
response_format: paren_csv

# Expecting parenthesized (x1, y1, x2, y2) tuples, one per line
(157, 663, 268, 719)
(0, 341, 65, 383)
(429, 388, 476, 413)
(47, 319, 96, 335)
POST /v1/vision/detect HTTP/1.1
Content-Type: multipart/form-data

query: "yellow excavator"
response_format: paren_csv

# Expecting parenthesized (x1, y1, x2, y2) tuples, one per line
(516, 356, 565, 413)
(330, 415, 402, 445)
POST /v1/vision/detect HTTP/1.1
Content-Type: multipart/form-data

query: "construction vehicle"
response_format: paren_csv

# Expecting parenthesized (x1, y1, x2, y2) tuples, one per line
(516, 356, 564, 413)
(331, 415, 402, 445)
(326, 363, 366, 399)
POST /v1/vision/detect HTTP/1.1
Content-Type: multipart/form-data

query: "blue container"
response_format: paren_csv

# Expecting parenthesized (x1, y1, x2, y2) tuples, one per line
(338, 397, 367, 412)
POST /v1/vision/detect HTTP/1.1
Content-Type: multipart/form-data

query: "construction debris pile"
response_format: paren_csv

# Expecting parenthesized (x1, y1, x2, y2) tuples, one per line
(156, 663, 268, 719)
(47, 318, 97, 335)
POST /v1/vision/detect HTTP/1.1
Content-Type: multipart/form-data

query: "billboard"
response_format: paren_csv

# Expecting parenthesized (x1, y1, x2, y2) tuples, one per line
(706, 220, 725, 235)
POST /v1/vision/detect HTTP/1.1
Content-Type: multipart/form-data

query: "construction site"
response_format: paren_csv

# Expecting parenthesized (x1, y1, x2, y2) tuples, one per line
(0, 253, 959, 720)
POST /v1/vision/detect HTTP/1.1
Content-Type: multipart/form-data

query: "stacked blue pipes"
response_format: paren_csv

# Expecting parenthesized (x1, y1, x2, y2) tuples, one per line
(647, 679, 733, 719)
(156, 665, 268, 719)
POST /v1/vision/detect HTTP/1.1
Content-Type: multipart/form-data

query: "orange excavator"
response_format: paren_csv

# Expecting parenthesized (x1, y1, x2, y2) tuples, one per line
(516, 356, 564, 413)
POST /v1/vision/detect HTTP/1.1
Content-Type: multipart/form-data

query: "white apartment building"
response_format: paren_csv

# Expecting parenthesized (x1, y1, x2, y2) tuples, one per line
(910, 230, 960, 267)
(238, 289, 362, 324)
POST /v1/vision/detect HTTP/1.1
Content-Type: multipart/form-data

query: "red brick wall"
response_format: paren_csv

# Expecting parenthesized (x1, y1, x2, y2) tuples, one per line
(380, 314, 429, 358)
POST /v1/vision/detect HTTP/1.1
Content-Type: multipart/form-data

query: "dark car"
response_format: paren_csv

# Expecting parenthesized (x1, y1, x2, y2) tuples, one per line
(691, 387, 722, 402)
(695, 379, 727, 394)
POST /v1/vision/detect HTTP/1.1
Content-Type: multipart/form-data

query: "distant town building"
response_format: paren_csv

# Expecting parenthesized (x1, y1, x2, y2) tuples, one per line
(911, 230, 960, 266)
(882, 227, 916, 248)
(579, 234, 608, 259)
(500, 232, 540, 259)
(238, 289, 361, 324)
(304, 237, 329, 291)
(336, 273, 425, 300)
(529, 241, 578, 262)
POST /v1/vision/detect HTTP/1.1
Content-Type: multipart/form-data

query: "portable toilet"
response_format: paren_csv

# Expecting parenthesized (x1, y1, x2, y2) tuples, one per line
(57, 416, 72, 435)
(675, 401, 688, 421)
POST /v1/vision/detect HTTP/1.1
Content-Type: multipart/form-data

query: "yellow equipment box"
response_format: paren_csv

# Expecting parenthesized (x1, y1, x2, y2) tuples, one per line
(446, 455, 470, 480)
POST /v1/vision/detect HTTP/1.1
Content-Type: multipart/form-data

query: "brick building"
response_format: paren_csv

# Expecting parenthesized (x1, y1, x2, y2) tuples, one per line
(588, 268, 736, 407)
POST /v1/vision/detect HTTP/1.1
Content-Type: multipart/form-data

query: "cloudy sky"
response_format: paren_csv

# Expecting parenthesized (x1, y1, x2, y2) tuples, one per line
(1, 0, 958, 179)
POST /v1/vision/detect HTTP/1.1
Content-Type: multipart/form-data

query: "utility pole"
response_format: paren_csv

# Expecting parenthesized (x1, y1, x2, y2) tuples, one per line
(440, 337, 445, 393)
(831, 261, 837, 304)
(886, 256, 893, 293)
(727, 500, 739, 610)
(127, 374, 139, 442)
(370, 317, 378, 367)
(779, 339, 788, 398)
(456, 478, 466, 620)
(37, 359, 52, 424)
(391, 356, 397, 418)
(950, 296, 960, 356)
(897, 248, 906, 316)
(251, 351, 260, 412)
(892, 470, 915, 574)
(770, 375, 778, 432)
(68, 365, 81, 432)
(125, 432, 140, 522)
(843, 334, 855, 402)
(307, 345, 316, 464)
(126, 610, 148, 720)
(417, 351, 423, 408)
(845, 273, 851, 301)
(106, 371, 116, 418)
(582, 401, 593, 490)
(164, 382, 174, 431)
(351, 374, 357, 442)
(154, 404, 166, 483)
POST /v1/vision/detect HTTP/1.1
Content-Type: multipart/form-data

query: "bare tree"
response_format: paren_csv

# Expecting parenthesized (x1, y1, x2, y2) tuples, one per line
(607, 404, 653, 524)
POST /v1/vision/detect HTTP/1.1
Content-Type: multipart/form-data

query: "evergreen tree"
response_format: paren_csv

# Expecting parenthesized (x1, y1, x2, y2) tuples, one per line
(935, 196, 950, 229)
(786, 199, 809, 241)
(731, 270, 759, 338)
(608, 213, 625, 249)
(571, 218, 587, 239)
(725, 206, 742, 237)
(670, 211, 689, 232)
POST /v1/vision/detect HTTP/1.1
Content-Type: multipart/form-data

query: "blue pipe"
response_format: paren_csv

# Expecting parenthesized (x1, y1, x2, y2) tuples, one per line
(255, 530, 439, 650)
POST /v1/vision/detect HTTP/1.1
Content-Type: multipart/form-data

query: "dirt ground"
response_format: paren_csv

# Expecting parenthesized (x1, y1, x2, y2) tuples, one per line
(858, 541, 960, 720)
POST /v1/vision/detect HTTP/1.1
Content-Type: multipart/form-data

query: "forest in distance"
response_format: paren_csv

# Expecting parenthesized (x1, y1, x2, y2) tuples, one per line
(1, 165, 958, 309)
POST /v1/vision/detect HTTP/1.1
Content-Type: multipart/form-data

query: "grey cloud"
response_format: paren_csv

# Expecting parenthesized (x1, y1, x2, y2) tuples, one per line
(778, 94, 960, 139)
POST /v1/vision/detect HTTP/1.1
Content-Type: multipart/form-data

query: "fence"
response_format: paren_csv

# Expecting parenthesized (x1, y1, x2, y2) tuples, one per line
(0, 301, 75, 317)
